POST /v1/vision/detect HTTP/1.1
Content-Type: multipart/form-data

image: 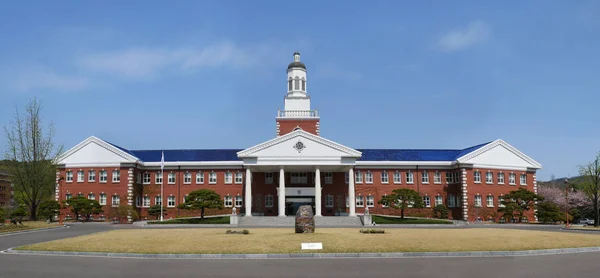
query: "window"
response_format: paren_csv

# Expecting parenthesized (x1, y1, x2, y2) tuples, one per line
(143, 173, 151, 184)
(435, 195, 443, 206)
(448, 194, 456, 207)
(291, 172, 308, 184)
(454, 172, 460, 183)
(225, 172, 233, 184)
(155, 196, 162, 206)
(87, 193, 95, 201)
(474, 171, 481, 183)
(393, 171, 401, 184)
(381, 194, 388, 207)
(498, 196, 505, 207)
(136, 196, 141, 207)
(99, 170, 107, 182)
(326, 195, 334, 208)
(143, 196, 150, 207)
(235, 172, 243, 184)
(168, 196, 175, 208)
(209, 172, 217, 184)
(137, 172, 141, 183)
(65, 193, 72, 200)
(77, 170, 84, 182)
(265, 172, 273, 184)
(486, 172, 493, 184)
(294, 78, 300, 90)
(445, 172, 452, 184)
(421, 171, 429, 184)
(235, 196, 243, 207)
(156, 172, 163, 184)
(366, 196, 374, 207)
(265, 195, 274, 207)
(182, 172, 191, 184)
(406, 171, 414, 184)
(356, 195, 364, 207)
(423, 196, 431, 207)
(301, 79, 306, 91)
(77, 193, 84, 197)
(66, 171, 73, 182)
(168, 173, 176, 184)
(487, 195, 494, 207)
(434, 172, 441, 184)
(112, 195, 120, 206)
(354, 171, 363, 183)
(196, 172, 204, 184)
(112, 170, 120, 182)
(183, 194, 188, 203)
(520, 174, 527, 185)
(365, 171, 373, 184)
(497, 173, 505, 184)
(224, 196, 233, 207)
(474, 195, 482, 207)
(381, 172, 389, 183)
(345, 172, 349, 184)
(88, 170, 96, 182)
(99, 193, 106, 205)
(288, 79, 292, 91)
(509, 173, 516, 185)
(324, 172, 333, 184)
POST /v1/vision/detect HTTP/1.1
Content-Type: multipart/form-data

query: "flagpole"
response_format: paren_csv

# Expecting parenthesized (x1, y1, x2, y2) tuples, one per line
(160, 151, 164, 222)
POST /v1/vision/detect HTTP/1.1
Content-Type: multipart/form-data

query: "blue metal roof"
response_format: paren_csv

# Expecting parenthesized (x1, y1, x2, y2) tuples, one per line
(106, 140, 490, 163)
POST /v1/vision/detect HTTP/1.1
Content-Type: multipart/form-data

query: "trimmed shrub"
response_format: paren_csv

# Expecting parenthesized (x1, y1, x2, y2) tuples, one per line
(226, 229, 250, 234)
(359, 229, 385, 234)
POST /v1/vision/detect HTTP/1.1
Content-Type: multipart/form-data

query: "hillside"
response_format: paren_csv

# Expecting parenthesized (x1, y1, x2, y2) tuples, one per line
(538, 175, 586, 189)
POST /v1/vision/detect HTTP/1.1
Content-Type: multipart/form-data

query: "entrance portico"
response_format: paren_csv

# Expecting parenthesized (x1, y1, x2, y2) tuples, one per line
(237, 129, 362, 217)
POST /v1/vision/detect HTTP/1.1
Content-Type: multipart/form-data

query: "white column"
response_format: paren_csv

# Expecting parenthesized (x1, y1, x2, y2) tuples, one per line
(245, 168, 252, 217)
(278, 167, 286, 217)
(315, 167, 322, 217)
(349, 168, 356, 216)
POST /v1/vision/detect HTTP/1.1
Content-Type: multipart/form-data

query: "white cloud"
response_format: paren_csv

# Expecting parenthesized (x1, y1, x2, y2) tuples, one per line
(437, 20, 491, 52)
(0, 65, 90, 93)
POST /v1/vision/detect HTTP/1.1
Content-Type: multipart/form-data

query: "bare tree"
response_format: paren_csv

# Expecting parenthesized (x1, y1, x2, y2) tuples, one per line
(3, 98, 63, 220)
(579, 152, 600, 227)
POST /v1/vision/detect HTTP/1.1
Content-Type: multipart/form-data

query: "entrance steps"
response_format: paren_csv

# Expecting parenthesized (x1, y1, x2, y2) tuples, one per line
(238, 216, 362, 227)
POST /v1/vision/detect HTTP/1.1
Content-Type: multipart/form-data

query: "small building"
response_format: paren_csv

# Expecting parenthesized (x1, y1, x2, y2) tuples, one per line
(55, 53, 542, 222)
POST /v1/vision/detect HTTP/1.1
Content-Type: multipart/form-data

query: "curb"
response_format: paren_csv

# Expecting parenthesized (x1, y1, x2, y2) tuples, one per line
(5, 246, 600, 259)
(0, 225, 68, 237)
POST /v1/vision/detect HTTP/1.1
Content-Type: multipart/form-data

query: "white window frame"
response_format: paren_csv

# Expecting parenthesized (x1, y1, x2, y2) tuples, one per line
(99, 170, 107, 183)
(143, 173, 151, 184)
(365, 171, 373, 184)
(355, 171, 363, 184)
(406, 171, 414, 184)
(381, 171, 389, 184)
(520, 174, 527, 185)
(155, 172, 163, 184)
(497, 173, 505, 184)
(356, 195, 364, 207)
(393, 171, 401, 184)
(112, 170, 120, 183)
(445, 172, 452, 184)
(209, 172, 217, 184)
(423, 196, 431, 207)
(88, 170, 96, 182)
(435, 195, 443, 206)
(498, 196, 505, 207)
(112, 195, 120, 207)
(509, 173, 516, 185)
(265, 172, 273, 184)
(155, 196, 162, 206)
(235, 172, 243, 184)
(196, 172, 204, 184)
(487, 195, 494, 207)
(434, 171, 441, 184)
(225, 172, 233, 184)
(291, 172, 308, 184)
(474, 171, 481, 183)
(421, 171, 429, 184)
(167, 196, 175, 208)
(324, 172, 333, 184)
(326, 195, 334, 208)
(77, 170, 84, 182)
(265, 195, 274, 207)
(88, 193, 95, 201)
(366, 195, 374, 207)
(234, 196, 243, 207)
(184, 172, 191, 184)
(381, 194, 388, 207)
(448, 194, 456, 208)
(143, 196, 150, 207)
(224, 196, 233, 207)
(99, 193, 106, 205)
(486, 172, 493, 184)
(474, 195, 482, 207)
(168, 172, 176, 184)
(66, 171, 73, 182)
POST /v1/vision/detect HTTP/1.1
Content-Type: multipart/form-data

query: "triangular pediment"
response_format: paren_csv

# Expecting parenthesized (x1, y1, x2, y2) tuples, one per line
(58, 136, 139, 166)
(237, 130, 361, 160)
(456, 139, 542, 169)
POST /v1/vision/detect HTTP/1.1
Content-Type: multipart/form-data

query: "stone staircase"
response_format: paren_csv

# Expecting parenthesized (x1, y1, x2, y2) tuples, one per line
(238, 216, 362, 227)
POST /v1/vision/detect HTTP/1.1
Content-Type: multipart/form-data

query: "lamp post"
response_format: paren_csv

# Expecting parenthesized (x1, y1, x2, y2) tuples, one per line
(58, 175, 65, 225)
(564, 179, 570, 228)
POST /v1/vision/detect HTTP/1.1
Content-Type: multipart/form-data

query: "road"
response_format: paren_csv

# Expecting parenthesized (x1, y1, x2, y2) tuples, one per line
(1, 224, 600, 277)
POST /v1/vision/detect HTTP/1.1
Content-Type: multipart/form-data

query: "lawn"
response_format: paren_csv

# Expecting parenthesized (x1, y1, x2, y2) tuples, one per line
(16, 228, 600, 254)
(0, 221, 61, 233)
(371, 215, 453, 224)
(147, 216, 229, 225)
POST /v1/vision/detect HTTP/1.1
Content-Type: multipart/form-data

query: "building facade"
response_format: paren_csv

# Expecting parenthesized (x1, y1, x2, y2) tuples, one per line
(0, 171, 12, 208)
(55, 53, 542, 222)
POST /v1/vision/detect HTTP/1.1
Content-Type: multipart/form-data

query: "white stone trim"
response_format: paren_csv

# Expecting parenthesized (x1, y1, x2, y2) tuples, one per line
(57, 136, 140, 165)
(533, 173, 538, 222)
(461, 168, 468, 221)
(456, 139, 542, 169)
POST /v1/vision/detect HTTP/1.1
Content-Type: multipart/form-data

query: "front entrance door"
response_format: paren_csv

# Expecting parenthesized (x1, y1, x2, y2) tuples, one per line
(285, 197, 315, 216)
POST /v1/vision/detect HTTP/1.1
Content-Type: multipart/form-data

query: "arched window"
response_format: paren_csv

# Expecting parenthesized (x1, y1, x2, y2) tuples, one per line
(302, 79, 306, 91)
(294, 77, 300, 90)
(293, 127, 302, 131)
(288, 79, 292, 91)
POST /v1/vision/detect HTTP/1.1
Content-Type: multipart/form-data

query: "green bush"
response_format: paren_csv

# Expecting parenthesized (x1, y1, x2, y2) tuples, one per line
(359, 229, 385, 234)
(226, 229, 250, 234)
(432, 205, 449, 219)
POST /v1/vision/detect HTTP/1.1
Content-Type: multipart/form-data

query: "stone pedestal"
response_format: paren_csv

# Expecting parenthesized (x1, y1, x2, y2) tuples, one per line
(230, 215, 239, 225)
(363, 214, 373, 226)
(295, 205, 315, 233)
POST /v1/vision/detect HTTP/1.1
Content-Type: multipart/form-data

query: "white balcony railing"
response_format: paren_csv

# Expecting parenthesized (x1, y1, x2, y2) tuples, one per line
(277, 109, 319, 118)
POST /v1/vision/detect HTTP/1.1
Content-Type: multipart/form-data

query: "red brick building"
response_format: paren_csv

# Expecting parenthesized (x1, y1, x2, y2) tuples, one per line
(55, 53, 542, 222)
(0, 171, 11, 208)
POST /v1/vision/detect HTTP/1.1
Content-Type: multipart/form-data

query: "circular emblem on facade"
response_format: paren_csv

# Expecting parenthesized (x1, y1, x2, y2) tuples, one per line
(294, 141, 305, 153)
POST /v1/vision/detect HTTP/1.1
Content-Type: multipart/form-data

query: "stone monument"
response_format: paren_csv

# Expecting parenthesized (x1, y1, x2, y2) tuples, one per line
(295, 205, 315, 233)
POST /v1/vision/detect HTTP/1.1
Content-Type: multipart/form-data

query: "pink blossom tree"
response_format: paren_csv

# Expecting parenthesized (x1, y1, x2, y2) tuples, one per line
(537, 185, 591, 211)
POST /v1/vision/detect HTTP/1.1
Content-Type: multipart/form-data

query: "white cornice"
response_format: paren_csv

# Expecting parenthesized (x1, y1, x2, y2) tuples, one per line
(57, 136, 140, 164)
(356, 161, 454, 166)
(456, 139, 542, 169)
(237, 130, 362, 158)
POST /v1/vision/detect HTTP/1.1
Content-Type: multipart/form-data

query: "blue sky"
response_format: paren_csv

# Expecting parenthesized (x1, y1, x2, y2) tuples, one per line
(1, 1, 599, 181)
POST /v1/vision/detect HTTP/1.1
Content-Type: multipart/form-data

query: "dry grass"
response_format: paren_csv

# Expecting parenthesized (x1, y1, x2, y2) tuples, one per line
(17, 228, 600, 254)
(0, 221, 61, 233)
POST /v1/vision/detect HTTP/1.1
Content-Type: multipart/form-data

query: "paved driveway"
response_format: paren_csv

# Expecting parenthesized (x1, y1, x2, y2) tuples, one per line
(0, 223, 112, 250)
